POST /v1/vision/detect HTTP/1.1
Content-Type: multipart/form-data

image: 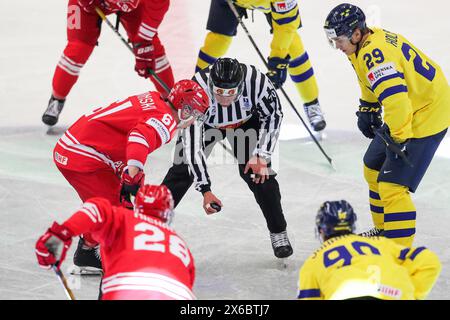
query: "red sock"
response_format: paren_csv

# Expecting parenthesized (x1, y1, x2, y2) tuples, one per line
(52, 41, 95, 98)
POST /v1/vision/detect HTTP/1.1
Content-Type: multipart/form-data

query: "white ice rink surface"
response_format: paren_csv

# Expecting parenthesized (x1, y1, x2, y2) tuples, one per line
(1, 0, 449, 300)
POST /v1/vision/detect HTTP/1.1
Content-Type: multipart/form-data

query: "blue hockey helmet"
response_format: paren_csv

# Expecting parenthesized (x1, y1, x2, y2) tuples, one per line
(316, 200, 357, 238)
(324, 3, 366, 44)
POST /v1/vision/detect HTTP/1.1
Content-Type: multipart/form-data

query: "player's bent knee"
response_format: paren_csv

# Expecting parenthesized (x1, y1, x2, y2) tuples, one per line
(63, 40, 96, 64)
(378, 182, 409, 202)
(202, 32, 233, 57)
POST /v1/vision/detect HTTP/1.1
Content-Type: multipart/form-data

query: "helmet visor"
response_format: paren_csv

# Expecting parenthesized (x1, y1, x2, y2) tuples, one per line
(212, 85, 239, 106)
(212, 85, 239, 97)
(325, 28, 351, 49)
(178, 104, 207, 127)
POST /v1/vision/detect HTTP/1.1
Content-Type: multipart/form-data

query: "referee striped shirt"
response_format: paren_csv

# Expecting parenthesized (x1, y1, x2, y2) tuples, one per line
(181, 63, 283, 193)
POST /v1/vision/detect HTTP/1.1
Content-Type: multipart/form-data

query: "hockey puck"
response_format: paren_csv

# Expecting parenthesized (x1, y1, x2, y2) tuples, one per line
(210, 202, 222, 212)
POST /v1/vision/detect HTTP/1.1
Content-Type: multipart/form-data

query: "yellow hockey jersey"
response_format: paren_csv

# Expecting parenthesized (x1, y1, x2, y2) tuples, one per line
(297, 234, 441, 300)
(349, 28, 450, 142)
(235, 0, 301, 58)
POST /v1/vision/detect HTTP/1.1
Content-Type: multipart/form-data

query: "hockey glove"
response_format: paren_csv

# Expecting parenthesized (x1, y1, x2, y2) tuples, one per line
(355, 100, 383, 138)
(35, 222, 73, 269)
(133, 41, 156, 78)
(266, 56, 290, 89)
(120, 168, 145, 208)
(78, 0, 105, 14)
(377, 128, 412, 166)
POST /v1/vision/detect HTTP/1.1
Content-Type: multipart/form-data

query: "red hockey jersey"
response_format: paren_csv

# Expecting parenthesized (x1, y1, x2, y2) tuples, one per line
(63, 197, 196, 300)
(54, 91, 177, 174)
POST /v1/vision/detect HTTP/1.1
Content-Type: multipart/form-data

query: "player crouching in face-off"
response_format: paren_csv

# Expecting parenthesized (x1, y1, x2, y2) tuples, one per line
(297, 200, 441, 300)
(52, 80, 208, 274)
(35, 184, 196, 300)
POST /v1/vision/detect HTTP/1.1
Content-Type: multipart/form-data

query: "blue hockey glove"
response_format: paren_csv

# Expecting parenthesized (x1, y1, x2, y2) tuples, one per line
(355, 100, 383, 138)
(266, 56, 290, 89)
(376, 127, 413, 167)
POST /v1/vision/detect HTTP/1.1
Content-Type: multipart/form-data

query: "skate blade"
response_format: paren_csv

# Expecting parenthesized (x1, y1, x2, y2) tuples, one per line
(69, 265, 103, 276)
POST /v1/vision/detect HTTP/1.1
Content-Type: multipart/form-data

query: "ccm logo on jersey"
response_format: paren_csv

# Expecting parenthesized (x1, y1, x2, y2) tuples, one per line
(54, 151, 68, 166)
(273, 0, 297, 13)
(366, 62, 397, 87)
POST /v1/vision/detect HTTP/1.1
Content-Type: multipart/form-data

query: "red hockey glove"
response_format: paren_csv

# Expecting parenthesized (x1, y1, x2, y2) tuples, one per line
(78, 0, 105, 14)
(35, 222, 73, 269)
(120, 169, 145, 208)
(133, 41, 156, 78)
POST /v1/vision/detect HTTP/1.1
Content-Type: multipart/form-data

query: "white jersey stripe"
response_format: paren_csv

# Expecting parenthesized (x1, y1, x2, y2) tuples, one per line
(65, 130, 80, 144)
(79, 208, 98, 223)
(57, 62, 79, 76)
(57, 141, 105, 164)
(138, 31, 155, 41)
(59, 132, 116, 171)
(128, 136, 150, 148)
(61, 54, 84, 68)
(155, 63, 170, 73)
(84, 202, 103, 223)
(127, 159, 144, 170)
(141, 23, 158, 32)
(129, 131, 146, 139)
(102, 284, 193, 300)
(57, 55, 83, 76)
(102, 272, 195, 300)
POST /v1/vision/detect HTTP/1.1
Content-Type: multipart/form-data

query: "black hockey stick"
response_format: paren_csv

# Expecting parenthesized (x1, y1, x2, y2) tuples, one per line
(225, 0, 334, 169)
(52, 264, 76, 300)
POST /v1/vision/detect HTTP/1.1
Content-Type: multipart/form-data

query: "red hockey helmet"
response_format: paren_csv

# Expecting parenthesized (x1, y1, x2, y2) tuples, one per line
(135, 184, 174, 223)
(105, 0, 140, 12)
(167, 79, 210, 128)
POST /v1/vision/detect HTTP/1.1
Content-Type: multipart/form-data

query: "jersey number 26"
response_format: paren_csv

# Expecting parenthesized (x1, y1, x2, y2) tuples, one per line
(133, 222, 191, 267)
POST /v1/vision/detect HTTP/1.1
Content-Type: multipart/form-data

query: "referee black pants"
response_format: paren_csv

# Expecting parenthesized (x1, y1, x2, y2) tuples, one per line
(161, 116, 287, 234)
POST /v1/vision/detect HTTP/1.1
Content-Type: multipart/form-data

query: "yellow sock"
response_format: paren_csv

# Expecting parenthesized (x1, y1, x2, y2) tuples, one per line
(196, 32, 233, 72)
(363, 165, 384, 229)
(287, 34, 319, 103)
(379, 182, 416, 247)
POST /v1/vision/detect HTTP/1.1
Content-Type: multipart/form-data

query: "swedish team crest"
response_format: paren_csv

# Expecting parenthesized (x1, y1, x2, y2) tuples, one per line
(338, 210, 347, 220)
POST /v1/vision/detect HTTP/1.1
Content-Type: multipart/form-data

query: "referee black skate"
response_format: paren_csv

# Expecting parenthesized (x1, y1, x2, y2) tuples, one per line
(162, 58, 293, 259)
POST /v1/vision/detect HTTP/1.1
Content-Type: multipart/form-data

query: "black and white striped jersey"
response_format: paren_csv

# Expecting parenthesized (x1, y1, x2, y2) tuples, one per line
(180, 63, 284, 193)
